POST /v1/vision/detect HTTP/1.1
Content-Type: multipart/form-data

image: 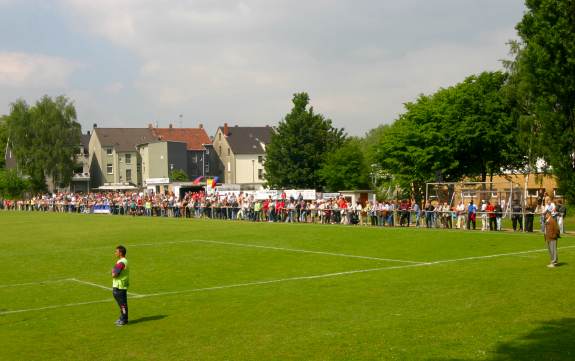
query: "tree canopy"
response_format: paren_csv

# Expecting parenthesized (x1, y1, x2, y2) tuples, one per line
(170, 169, 188, 182)
(319, 138, 370, 192)
(508, 0, 575, 203)
(5, 95, 81, 191)
(264, 93, 345, 190)
(372, 71, 524, 201)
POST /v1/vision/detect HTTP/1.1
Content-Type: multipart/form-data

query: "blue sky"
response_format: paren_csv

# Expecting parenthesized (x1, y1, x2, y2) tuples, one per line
(0, 0, 526, 136)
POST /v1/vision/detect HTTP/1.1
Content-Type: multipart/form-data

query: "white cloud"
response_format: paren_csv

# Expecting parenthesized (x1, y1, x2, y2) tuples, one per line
(58, 0, 523, 134)
(0, 52, 78, 88)
(104, 81, 124, 95)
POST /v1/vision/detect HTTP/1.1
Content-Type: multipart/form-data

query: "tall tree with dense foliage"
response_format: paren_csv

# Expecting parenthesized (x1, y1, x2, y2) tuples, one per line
(507, 0, 575, 203)
(264, 93, 345, 189)
(373, 71, 524, 201)
(319, 138, 370, 192)
(5, 96, 81, 191)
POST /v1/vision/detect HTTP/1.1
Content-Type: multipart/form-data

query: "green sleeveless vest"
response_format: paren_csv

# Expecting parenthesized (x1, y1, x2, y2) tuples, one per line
(112, 257, 129, 289)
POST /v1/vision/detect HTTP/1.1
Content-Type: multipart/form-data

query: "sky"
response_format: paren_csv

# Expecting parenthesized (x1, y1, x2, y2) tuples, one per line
(0, 0, 526, 136)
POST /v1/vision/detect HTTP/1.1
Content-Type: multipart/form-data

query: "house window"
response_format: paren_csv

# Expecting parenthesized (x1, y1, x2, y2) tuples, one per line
(205, 163, 209, 173)
(526, 188, 539, 196)
(219, 146, 222, 155)
(126, 169, 132, 182)
(106, 163, 113, 174)
(258, 169, 263, 180)
(125, 154, 131, 164)
(227, 148, 230, 156)
(553, 188, 563, 197)
(258, 155, 263, 164)
(227, 162, 231, 172)
(106, 148, 113, 156)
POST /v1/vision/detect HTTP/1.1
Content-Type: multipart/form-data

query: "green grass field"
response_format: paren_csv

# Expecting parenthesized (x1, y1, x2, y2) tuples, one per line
(1, 212, 574, 361)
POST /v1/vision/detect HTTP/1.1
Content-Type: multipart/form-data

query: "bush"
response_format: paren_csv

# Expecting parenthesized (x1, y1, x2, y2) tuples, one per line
(0, 168, 30, 198)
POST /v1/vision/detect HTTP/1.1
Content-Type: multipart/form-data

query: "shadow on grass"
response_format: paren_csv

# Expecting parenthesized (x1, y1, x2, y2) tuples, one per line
(433, 318, 575, 361)
(129, 314, 168, 325)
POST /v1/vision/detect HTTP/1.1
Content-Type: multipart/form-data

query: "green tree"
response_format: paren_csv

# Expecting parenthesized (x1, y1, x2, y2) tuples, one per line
(264, 93, 345, 189)
(507, 0, 575, 203)
(319, 138, 370, 192)
(5, 96, 81, 191)
(170, 169, 188, 182)
(372, 71, 524, 202)
(0, 168, 30, 198)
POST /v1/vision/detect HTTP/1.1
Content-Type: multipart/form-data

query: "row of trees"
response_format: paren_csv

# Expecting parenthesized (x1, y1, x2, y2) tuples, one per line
(264, 0, 575, 204)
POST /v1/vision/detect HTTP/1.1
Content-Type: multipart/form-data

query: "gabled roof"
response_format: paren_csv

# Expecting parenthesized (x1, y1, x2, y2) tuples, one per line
(94, 128, 157, 152)
(80, 133, 91, 153)
(152, 128, 212, 151)
(219, 126, 273, 155)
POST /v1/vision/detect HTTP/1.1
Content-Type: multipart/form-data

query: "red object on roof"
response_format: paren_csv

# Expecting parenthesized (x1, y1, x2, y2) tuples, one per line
(151, 128, 212, 151)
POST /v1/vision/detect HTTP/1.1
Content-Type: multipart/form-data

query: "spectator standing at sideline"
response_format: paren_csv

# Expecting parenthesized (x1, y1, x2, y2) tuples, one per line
(480, 200, 488, 231)
(467, 201, 477, 230)
(544, 211, 560, 268)
(556, 199, 566, 234)
(456, 201, 466, 229)
(512, 201, 523, 232)
(425, 202, 434, 229)
(494, 202, 503, 231)
(487, 201, 496, 231)
(412, 202, 421, 227)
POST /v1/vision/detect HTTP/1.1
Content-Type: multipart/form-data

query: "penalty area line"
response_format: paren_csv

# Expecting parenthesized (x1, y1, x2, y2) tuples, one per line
(127, 238, 426, 265)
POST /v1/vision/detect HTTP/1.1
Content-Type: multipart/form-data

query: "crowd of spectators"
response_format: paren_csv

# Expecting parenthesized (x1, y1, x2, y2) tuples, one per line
(0, 191, 566, 233)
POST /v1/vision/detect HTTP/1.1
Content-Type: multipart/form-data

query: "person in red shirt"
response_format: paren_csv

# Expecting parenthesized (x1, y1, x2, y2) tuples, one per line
(486, 201, 496, 231)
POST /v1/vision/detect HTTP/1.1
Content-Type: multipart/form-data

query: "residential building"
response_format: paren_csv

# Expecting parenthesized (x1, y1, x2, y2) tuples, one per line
(88, 126, 157, 189)
(69, 131, 91, 193)
(138, 140, 188, 193)
(150, 124, 220, 181)
(212, 123, 273, 189)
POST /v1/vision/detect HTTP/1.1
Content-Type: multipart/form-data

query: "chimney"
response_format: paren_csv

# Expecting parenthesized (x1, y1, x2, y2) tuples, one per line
(86, 130, 90, 136)
(169, 123, 173, 129)
(199, 123, 203, 129)
(223, 123, 228, 136)
(148, 123, 153, 128)
(93, 123, 97, 129)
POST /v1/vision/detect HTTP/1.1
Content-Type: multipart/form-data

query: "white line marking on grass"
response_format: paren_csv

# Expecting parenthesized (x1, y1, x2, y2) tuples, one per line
(0, 278, 73, 288)
(136, 263, 427, 298)
(3, 244, 575, 316)
(126, 239, 425, 264)
(0, 298, 112, 315)
(69, 278, 143, 297)
(423, 244, 575, 265)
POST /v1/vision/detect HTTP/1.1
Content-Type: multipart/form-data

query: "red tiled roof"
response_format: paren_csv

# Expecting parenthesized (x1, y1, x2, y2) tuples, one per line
(152, 128, 212, 151)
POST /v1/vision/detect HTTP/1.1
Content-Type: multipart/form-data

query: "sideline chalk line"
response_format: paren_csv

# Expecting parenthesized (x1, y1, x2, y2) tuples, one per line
(128, 239, 425, 264)
(2, 245, 575, 316)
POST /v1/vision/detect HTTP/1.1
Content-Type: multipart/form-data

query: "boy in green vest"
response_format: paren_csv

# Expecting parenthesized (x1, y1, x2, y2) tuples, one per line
(112, 245, 129, 326)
